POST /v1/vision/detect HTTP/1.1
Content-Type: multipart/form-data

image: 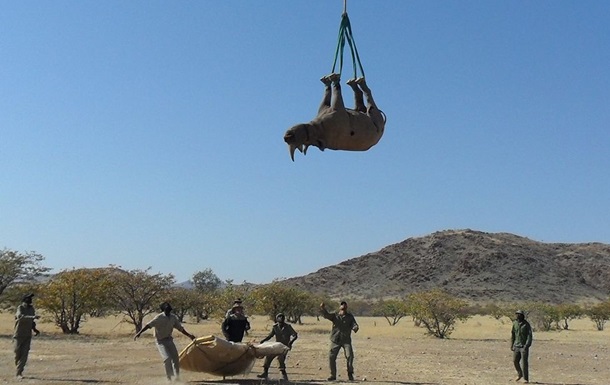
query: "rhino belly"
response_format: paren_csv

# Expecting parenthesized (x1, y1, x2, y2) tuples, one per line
(324, 111, 383, 151)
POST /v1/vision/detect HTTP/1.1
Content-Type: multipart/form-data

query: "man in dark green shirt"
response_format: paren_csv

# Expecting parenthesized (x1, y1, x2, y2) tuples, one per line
(257, 313, 298, 380)
(511, 310, 533, 383)
(320, 301, 359, 381)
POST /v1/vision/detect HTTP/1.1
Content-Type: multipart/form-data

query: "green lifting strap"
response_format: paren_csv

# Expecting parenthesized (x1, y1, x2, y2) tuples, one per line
(331, 12, 366, 80)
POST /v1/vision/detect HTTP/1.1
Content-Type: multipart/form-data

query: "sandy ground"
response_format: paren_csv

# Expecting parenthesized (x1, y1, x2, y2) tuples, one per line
(0, 313, 609, 385)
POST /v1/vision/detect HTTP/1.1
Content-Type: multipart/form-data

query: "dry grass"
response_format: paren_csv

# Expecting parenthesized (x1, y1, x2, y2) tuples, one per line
(1, 312, 609, 385)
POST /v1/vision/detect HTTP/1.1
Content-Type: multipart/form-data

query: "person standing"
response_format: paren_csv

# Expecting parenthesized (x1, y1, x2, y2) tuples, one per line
(511, 310, 533, 383)
(13, 293, 40, 379)
(225, 298, 243, 317)
(320, 301, 359, 381)
(257, 313, 298, 380)
(222, 302, 251, 342)
(134, 302, 196, 382)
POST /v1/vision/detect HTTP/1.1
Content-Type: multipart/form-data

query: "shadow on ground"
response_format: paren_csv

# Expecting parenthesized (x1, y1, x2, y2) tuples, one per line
(26, 376, 121, 383)
(186, 380, 438, 385)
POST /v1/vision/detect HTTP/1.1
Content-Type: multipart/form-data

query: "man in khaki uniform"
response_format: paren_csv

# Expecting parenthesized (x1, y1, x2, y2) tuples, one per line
(13, 293, 40, 379)
(134, 302, 196, 381)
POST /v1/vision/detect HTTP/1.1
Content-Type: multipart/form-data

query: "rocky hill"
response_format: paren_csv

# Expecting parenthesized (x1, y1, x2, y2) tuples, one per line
(282, 229, 610, 303)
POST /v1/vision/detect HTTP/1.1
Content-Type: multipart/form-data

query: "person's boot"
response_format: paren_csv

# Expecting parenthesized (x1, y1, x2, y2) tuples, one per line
(281, 370, 289, 381)
(348, 372, 355, 381)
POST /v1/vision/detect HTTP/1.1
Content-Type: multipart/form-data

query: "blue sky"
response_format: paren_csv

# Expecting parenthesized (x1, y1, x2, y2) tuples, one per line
(2, 1, 609, 284)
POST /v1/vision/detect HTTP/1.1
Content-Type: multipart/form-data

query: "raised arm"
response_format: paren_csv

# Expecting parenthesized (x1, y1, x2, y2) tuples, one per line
(320, 302, 334, 320)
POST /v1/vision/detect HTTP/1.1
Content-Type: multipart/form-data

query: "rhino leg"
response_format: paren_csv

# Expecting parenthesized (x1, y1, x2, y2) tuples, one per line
(355, 77, 378, 110)
(347, 78, 366, 112)
(318, 75, 333, 115)
(328, 73, 345, 111)
(356, 77, 385, 131)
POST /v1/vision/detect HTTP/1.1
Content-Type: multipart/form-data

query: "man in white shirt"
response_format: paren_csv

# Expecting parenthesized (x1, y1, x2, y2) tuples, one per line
(134, 302, 196, 381)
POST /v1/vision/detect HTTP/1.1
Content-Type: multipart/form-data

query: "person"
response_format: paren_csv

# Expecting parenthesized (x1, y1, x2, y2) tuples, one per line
(511, 310, 533, 383)
(225, 298, 243, 317)
(221, 302, 251, 342)
(320, 301, 359, 381)
(134, 302, 196, 382)
(13, 293, 40, 379)
(257, 313, 298, 380)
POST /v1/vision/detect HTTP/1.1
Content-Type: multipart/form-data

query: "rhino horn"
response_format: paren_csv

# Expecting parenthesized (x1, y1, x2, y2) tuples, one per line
(289, 144, 304, 162)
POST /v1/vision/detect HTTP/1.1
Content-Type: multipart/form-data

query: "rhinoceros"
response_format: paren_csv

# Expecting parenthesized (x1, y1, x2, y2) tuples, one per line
(283, 73, 386, 161)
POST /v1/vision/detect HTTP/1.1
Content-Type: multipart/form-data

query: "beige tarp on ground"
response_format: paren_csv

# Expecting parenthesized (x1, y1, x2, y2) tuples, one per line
(178, 335, 289, 377)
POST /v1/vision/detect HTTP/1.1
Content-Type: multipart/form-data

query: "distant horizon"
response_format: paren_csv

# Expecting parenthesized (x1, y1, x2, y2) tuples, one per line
(30, 227, 610, 284)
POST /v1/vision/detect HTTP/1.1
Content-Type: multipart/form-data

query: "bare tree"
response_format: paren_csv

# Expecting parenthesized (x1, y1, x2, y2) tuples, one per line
(110, 268, 174, 333)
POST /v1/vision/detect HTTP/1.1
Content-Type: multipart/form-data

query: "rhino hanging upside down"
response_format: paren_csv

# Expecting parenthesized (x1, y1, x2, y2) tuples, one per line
(284, 73, 386, 161)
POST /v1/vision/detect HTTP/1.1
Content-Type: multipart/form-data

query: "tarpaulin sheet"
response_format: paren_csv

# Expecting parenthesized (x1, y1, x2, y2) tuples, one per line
(179, 335, 289, 377)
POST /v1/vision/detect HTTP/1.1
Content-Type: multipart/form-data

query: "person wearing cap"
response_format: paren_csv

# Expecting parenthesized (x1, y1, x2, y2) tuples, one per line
(257, 313, 299, 380)
(13, 293, 40, 379)
(320, 301, 359, 381)
(225, 298, 244, 317)
(222, 302, 251, 342)
(134, 302, 196, 382)
(511, 310, 533, 383)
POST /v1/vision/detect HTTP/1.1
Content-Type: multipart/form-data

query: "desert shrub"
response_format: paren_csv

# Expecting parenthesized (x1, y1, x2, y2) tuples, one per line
(587, 300, 610, 331)
(526, 302, 560, 331)
(407, 289, 470, 338)
(372, 299, 409, 326)
(37, 268, 115, 334)
(556, 303, 584, 330)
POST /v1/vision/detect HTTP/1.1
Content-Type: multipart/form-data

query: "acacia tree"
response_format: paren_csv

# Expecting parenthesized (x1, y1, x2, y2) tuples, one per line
(251, 282, 293, 321)
(110, 268, 174, 333)
(37, 268, 113, 334)
(0, 249, 50, 297)
(373, 299, 409, 326)
(556, 303, 583, 330)
(527, 302, 561, 331)
(190, 268, 224, 321)
(166, 286, 203, 322)
(587, 300, 610, 331)
(251, 282, 316, 324)
(407, 289, 470, 338)
(281, 287, 317, 324)
(192, 268, 222, 293)
(214, 280, 252, 318)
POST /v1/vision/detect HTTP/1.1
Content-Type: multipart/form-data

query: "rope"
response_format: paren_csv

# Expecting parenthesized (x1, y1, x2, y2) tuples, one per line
(330, 9, 365, 79)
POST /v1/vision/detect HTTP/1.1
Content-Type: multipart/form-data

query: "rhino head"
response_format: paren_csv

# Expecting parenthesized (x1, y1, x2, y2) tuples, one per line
(283, 123, 325, 161)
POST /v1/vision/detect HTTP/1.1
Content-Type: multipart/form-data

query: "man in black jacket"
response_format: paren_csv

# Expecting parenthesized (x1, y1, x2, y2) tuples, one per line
(222, 303, 250, 342)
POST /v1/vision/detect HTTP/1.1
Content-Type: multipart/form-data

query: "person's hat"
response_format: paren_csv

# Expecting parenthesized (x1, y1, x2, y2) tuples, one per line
(233, 298, 243, 304)
(160, 302, 172, 311)
(515, 310, 525, 315)
(232, 302, 243, 309)
(22, 293, 35, 301)
(340, 300, 347, 306)
(276, 313, 285, 319)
